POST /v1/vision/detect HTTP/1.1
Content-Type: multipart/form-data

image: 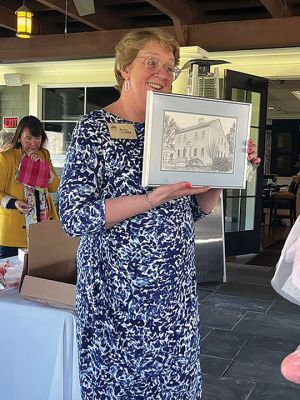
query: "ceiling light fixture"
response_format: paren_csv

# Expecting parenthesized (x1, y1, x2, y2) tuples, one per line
(64, 0, 68, 35)
(291, 90, 300, 100)
(15, 1, 33, 39)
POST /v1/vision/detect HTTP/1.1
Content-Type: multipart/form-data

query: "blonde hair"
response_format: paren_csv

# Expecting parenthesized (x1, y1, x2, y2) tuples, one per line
(114, 28, 180, 91)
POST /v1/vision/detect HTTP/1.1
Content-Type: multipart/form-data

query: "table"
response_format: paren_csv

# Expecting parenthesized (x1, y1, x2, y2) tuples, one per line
(0, 289, 81, 400)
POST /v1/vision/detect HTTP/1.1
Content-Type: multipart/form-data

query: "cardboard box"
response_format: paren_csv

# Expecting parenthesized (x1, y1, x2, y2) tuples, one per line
(19, 220, 79, 310)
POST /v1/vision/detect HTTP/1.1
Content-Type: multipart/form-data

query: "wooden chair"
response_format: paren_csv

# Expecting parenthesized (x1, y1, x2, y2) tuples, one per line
(269, 179, 299, 227)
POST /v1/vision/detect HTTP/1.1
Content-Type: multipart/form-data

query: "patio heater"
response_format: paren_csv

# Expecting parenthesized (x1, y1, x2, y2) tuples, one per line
(181, 58, 229, 283)
(182, 58, 229, 99)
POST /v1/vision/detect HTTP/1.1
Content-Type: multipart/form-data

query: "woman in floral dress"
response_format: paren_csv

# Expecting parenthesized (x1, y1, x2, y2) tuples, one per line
(59, 28, 260, 400)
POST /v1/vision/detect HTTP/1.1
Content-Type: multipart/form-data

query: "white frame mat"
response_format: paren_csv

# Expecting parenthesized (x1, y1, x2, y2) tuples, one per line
(142, 91, 252, 189)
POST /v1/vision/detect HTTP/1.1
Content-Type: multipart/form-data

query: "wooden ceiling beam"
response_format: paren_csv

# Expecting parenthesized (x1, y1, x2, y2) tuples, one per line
(188, 15, 300, 51)
(192, 10, 269, 23)
(146, 0, 205, 23)
(260, 0, 293, 17)
(197, 1, 262, 11)
(34, 0, 128, 30)
(0, 5, 16, 31)
(2, 16, 300, 62)
(101, 0, 142, 4)
(172, 18, 187, 46)
(111, 5, 163, 18)
(0, 29, 133, 63)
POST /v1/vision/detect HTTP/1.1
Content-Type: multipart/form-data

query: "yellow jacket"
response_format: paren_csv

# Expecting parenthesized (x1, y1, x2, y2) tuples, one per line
(0, 148, 59, 248)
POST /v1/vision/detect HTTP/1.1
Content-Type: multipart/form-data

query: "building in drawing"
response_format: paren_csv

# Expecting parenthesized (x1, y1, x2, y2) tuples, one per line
(162, 118, 231, 169)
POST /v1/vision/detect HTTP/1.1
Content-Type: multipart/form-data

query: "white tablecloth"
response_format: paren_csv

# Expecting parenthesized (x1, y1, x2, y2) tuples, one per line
(0, 289, 81, 400)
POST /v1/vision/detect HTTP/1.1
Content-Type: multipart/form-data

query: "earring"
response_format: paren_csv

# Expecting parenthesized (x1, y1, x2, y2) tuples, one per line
(124, 80, 130, 91)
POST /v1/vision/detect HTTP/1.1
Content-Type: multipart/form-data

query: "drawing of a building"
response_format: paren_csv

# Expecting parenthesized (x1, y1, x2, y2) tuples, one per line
(173, 118, 230, 166)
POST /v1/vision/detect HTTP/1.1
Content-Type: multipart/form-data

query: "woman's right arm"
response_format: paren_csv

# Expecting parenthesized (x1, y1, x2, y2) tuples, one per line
(58, 121, 104, 237)
(105, 183, 211, 229)
(59, 119, 212, 236)
(58, 119, 154, 236)
(0, 152, 18, 208)
(0, 152, 30, 213)
(0, 153, 9, 206)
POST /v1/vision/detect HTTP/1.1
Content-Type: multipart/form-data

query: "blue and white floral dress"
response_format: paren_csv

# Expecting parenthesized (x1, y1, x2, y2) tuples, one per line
(59, 109, 205, 400)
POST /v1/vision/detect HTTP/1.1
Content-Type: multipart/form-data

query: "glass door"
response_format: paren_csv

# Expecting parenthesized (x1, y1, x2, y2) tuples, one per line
(223, 70, 268, 256)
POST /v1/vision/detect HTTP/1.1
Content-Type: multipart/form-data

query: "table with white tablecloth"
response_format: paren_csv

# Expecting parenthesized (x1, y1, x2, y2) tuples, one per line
(0, 289, 81, 400)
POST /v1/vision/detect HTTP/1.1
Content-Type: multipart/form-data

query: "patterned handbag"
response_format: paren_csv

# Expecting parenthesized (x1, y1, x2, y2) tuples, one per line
(15, 154, 50, 189)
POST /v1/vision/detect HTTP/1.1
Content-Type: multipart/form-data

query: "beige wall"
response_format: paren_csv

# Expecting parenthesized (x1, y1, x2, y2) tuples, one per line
(0, 85, 29, 128)
(0, 58, 116, 117)
(0, 46, 300, 118)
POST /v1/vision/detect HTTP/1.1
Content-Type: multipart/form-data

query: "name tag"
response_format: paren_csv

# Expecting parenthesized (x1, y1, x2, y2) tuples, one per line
(107, 123, 137, 140)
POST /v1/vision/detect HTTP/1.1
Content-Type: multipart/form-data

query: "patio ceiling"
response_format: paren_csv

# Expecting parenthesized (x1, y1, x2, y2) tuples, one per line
(0, 0, 300, 63)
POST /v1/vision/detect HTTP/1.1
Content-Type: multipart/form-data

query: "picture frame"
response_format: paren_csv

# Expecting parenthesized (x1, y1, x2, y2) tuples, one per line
(142, 91, 252, 189)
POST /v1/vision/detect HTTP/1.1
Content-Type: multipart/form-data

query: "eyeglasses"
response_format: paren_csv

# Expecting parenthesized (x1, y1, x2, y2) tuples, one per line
(137, 57, 181, 81)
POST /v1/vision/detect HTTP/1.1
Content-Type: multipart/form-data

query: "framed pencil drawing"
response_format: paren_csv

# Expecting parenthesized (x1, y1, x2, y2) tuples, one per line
(142, 91, 252, 189)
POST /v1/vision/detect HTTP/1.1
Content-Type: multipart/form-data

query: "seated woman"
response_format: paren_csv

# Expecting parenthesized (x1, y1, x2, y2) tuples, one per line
(0, 116, 59, 258)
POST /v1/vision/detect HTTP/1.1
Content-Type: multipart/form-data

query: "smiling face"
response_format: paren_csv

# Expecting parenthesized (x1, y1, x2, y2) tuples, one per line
(20, 127, 42, 154)
(121, 41, 176, 114)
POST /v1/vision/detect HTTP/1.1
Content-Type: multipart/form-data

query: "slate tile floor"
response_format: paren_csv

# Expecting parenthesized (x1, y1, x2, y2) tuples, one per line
(198, 262, 300, 399)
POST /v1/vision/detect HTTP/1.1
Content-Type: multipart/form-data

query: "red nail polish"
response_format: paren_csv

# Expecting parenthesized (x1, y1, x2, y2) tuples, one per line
(185, 182, 192, 188)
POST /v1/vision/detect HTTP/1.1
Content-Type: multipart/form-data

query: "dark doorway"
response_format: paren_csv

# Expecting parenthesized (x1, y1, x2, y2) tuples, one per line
(223, 70, 268, 256)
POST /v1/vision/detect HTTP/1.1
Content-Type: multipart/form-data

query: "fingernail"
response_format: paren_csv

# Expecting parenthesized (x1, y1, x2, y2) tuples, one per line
(185, 182, 192, 188)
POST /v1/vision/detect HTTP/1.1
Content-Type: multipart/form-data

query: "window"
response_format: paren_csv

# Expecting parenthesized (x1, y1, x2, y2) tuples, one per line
(270, 120, 300, 176)
(41, 86, 119, 163)
(194, 148, 197, 157)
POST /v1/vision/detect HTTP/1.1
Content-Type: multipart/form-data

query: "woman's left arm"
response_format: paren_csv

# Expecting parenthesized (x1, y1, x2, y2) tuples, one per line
(48, 166, 60, 193)
(195, 188, 222, 214)
(43, 149, 60, 192)
(195, 139, 261, 214)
